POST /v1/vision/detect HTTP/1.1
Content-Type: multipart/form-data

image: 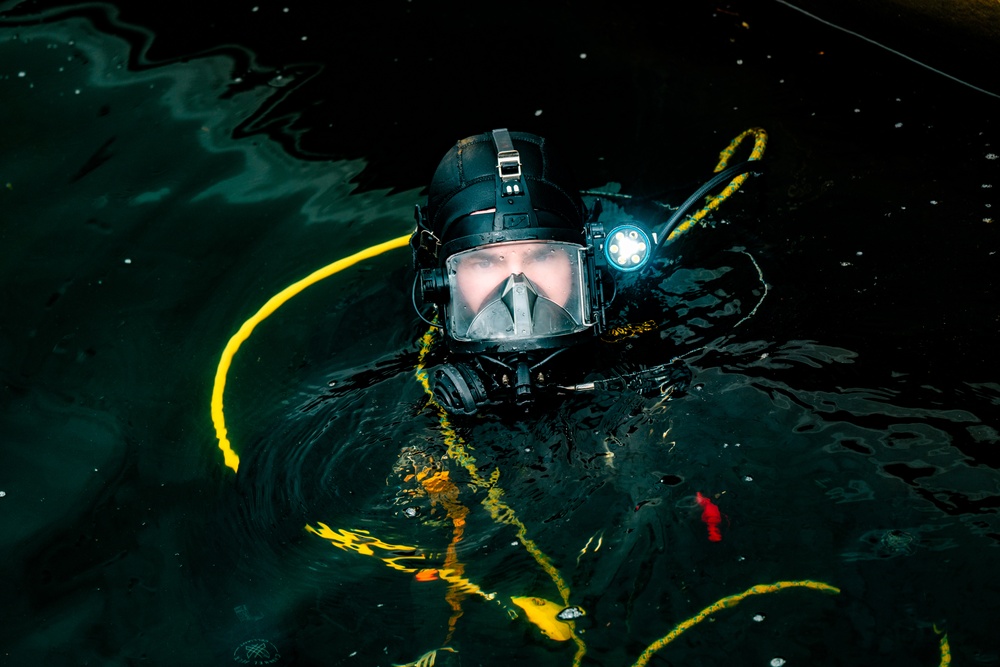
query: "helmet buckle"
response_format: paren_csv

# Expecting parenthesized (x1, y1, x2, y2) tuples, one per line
(497, 149, 522, 182)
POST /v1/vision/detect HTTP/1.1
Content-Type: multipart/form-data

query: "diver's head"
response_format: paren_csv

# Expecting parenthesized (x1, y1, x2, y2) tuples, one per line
(412, 129, 606, 415)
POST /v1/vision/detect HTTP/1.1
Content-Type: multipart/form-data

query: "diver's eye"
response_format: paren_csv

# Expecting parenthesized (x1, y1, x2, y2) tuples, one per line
(469, 253, 501, 269)
(527, 248, 553, 263)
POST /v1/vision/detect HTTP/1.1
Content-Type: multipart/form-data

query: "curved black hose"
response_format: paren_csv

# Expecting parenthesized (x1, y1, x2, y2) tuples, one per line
(651, 159, 765, 253)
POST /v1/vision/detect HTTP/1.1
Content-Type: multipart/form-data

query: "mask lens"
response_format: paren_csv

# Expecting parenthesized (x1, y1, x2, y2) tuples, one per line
(445, 241, 591, 342)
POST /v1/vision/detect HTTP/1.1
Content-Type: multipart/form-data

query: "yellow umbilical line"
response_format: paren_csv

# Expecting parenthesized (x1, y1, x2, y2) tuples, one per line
(304, 522, 504, 606)
(630, 580, 840, 667)
(934, 626, 951, 667)
(665, 127, 768, 243)
(415, 326, 585, 662)
(210, 234, 412, 472)
(415, 329, 572, 601)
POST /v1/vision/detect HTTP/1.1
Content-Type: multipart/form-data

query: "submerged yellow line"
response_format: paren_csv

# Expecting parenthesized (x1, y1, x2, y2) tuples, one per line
(210, 234, 412, 472)
(631, 580, 840, 667)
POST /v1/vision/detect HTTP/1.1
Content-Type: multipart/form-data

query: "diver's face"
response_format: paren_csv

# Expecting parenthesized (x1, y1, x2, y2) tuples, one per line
(453, 242, 573, 313)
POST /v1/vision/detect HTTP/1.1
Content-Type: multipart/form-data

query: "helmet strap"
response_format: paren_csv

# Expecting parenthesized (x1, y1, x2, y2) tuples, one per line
(490, 128, 537, 231)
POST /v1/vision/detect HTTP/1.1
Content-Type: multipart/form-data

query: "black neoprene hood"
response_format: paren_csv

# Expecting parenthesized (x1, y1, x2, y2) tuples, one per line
(423, 130, 587, 261)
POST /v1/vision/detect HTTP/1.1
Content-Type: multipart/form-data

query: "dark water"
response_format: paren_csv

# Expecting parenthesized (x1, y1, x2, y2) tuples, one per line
(1, 1, 998, 666)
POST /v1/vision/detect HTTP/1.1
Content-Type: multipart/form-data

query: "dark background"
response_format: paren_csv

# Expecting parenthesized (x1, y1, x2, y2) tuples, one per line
(10, 0, 986, 384)
(2, 1, 999, 665)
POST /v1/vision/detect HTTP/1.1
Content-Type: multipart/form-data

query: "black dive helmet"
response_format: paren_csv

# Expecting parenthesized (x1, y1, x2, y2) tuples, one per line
(411, 129, 652, 415)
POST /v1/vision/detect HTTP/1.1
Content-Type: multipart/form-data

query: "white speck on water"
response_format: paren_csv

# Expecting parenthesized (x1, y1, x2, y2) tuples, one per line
(301, 36, 308, 41)
(252, 6, 258, 11)
(744, 475, 753, 482)
(124, 258, 132, 264)
(856, 251, 863, 256)
(983, 184, 993, 188)
(854, 108, 860, 113)
(895, 122, 903, 128)
(511, 541, 518, 546)
(283, 7, 289, 12)
(18, 71, 26, 77)
(579, 53, 587, 59)
(74, 89, 81, 94)
(930, 200, 938, 205)
(753, 614, 765, 622)
(737, 59, 743, 65)
(0, 491, 6, 497)
(986, 153, 998, 160)
(535, 109, 543, 116)
(771, 659, 786, 667)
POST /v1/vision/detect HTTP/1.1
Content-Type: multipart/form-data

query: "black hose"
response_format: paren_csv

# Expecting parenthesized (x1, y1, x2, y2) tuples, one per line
(651, 159, 765, 253)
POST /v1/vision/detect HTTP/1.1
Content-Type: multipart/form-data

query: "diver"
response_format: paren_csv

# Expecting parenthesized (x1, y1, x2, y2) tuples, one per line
(410, 128, 764, 416)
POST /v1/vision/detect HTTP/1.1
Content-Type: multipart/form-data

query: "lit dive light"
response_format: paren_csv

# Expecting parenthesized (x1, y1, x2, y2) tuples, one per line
(604, 224, 651, 272)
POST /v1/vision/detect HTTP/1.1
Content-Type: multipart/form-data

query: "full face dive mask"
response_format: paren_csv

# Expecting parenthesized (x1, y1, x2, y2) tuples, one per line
(411, 129, 660, 415)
